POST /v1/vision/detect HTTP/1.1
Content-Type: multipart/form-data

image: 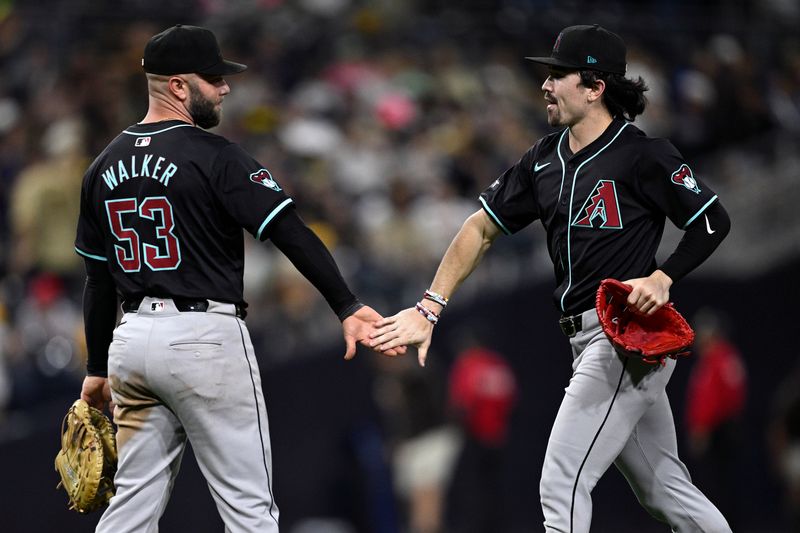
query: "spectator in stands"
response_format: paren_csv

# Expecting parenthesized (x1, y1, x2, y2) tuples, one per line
(685, 308, 747, 530)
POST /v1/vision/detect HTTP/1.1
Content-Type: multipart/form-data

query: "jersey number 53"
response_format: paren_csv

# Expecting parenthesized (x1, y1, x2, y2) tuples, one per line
(105, 197, 181, 272)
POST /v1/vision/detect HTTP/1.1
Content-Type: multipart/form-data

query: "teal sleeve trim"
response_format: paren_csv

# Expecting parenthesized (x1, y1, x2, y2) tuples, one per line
(75, 247, 107, 261)
(479, 197, 512, 235)
(683, 195, 718, 229)
(256, 198, 294, 240)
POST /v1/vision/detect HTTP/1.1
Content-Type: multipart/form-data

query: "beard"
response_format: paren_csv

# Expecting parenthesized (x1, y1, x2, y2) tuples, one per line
(187, 81, 221, 129)
(547, 108, 560, 127)
(545, 98, 563, 127)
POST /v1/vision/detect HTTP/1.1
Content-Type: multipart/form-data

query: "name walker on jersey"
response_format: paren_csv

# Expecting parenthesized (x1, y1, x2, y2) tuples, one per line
(101, 154, 178, 190)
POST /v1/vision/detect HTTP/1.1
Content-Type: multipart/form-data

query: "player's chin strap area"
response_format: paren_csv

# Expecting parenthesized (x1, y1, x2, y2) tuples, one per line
(121, 297, 246, 319)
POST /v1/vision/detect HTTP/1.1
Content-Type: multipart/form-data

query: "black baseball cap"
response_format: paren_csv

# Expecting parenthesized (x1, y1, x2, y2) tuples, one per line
(526, 24, 627, 75)
(142, 25, 247, 76)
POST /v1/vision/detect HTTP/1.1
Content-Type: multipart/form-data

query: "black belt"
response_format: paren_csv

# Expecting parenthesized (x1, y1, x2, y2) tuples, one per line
(558, 314, 583, 337)
(122, 297, 246, 319)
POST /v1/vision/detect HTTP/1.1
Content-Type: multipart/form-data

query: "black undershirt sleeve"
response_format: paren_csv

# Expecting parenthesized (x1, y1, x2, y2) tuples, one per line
(268, 210, 363, 321)
(83, 258, 119, 377)
(659, 200, 731, 283)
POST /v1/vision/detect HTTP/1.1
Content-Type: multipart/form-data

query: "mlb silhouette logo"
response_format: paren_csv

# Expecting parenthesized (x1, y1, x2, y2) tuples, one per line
(150, 301, 165, 312)
(135, 136, 151, 147)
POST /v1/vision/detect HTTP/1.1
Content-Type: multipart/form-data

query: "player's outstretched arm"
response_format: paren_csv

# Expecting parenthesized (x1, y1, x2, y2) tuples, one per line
(268, 210, 405, 357)
(371, 209, 502, 366)
(341, 305, 406, 360)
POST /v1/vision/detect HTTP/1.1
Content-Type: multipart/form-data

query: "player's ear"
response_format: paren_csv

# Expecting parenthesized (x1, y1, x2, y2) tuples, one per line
(587, 78, 606, 103)
(167, 76, 190, 102)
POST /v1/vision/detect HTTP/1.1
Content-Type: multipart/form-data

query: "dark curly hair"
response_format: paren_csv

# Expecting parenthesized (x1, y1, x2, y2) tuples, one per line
(579, 70, 648, 122)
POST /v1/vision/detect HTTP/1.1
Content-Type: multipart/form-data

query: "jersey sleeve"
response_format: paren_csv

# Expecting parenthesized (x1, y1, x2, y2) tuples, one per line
(211, 143, 295, 240)
(478, 146, 539, 235)
(74, 166, 109, 262)
(636, 139, 719, 229)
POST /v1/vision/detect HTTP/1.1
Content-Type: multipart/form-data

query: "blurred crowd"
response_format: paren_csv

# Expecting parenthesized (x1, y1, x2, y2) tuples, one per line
(0, 0, 799, 528)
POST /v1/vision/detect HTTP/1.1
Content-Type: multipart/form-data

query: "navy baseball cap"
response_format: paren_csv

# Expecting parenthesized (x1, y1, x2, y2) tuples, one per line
(526, 24, 627, 75)
(142, 25, 247, 76)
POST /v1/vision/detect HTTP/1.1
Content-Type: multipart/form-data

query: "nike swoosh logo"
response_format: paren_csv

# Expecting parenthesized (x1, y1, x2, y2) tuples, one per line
(534, 161, 551, 172)
(704, 214, 715, 234)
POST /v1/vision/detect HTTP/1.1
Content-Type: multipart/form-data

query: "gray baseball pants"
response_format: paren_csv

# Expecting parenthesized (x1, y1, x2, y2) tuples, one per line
(96, 298, 279, 533)
(540, 308, 731, 532)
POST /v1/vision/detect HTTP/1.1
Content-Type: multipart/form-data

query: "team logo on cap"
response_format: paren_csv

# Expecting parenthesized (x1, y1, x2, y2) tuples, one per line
(670, 164, 700, 194)
(553, 31, 564, 52)
(249, 168, 281, 192)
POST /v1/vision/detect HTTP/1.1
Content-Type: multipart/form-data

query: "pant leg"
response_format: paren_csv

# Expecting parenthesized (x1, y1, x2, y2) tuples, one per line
(155, 309, 280, 533)
(614, 392, 731, 532)
(97, 314, 187, 533)
(540, 313, 677, 533)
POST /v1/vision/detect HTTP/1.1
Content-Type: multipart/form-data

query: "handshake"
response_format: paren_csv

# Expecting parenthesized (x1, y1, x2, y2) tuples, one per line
(344, 290, 448, 367)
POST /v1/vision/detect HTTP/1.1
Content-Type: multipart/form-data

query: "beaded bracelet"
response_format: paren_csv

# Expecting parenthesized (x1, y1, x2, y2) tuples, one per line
(423, 290, 449, 308)
(415, 302, 440, 325)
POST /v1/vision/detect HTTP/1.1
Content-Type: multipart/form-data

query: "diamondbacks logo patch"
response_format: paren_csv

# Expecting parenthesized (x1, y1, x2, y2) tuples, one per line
(553, 31, 564, 52)
(249, 168, 281, 192)
(670, 164, 700, 194)
(572, 180, 623, 229)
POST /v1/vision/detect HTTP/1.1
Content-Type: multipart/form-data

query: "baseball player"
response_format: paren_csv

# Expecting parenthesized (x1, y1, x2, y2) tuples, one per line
(370, 25, 733, 532)
(75, 25, 401, 532)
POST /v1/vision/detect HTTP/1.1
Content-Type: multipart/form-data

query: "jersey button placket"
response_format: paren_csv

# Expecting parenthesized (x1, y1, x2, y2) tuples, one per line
(561, 162, 575, 206)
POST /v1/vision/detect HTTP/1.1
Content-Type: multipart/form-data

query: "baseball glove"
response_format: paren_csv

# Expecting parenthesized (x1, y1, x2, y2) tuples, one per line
(595, 278, 695, 366)
(55, 399, 117, 513)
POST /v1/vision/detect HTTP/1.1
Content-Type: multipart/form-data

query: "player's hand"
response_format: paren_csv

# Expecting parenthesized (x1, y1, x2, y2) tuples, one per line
(342, 305, 407, 360)
(80, 375, 113, 414)
(622, 270, 673, 316)
(370, 307, 434, 367)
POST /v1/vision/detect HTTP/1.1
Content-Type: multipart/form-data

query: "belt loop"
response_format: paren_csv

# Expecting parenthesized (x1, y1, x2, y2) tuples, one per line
(558, 314, 583, 337)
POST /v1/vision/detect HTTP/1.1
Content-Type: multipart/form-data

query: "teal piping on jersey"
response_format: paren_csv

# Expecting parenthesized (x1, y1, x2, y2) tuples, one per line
(560, 122, 630, 313)
(75, 247, 107, 261)
(682, 195, 718, 229)
(122, 124, 194, 136)
(555, 129, 569, 201)
(479, 197, 512, 235)
(256, 198, 294, 240)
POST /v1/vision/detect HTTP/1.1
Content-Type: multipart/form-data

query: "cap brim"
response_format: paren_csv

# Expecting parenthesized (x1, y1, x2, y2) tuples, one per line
(525, 56, 626, 75)
(524, 56, 582, 70)
(198, 59, 248, 76)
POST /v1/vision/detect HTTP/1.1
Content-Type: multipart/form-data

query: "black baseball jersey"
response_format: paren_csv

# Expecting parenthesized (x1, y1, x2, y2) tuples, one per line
(75, 120, 294, 305)
(480, 118, 719, 315)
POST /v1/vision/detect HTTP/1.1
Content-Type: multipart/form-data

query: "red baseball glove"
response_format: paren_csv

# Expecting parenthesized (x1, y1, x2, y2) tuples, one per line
(595, 278, 695, 366)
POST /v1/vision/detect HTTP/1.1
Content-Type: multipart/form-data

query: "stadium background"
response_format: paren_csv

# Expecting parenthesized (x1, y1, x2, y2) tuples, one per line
(0, 0, 798, 531)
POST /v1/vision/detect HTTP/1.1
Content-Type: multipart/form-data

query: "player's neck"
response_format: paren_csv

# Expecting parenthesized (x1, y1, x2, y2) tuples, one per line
(140, 99, 195, 126)
(567, 110, 613, 154)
